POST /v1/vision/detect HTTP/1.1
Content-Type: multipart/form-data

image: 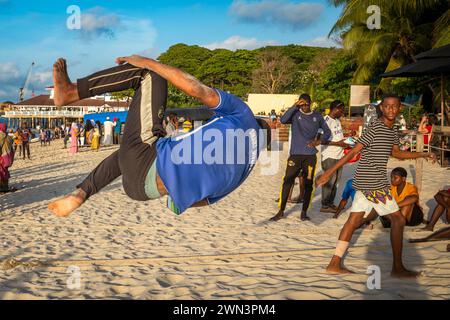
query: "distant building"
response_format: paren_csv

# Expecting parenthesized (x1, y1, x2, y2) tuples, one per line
(2, 87, 131, 129)
(246, 94, 299, 115)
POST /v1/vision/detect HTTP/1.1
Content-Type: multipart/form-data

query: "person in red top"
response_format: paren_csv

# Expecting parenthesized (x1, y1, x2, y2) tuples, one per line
(418, 114, 434, 145)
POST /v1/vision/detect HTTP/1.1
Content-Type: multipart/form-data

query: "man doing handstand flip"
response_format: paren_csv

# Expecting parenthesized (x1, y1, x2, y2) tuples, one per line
(48, 55, 267, 217)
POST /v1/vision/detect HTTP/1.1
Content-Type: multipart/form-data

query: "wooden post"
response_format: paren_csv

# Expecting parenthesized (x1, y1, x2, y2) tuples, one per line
(416, 133, 424, 194)
(441, 74, 445, 127)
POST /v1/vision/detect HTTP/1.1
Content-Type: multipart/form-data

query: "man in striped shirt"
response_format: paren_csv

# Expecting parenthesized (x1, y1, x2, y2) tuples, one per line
(316, 94, 436, 278)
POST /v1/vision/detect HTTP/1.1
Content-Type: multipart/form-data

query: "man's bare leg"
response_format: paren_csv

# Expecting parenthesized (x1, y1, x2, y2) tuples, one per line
(387, 211, 421, 278)
(48, 189, 87, 218)
(326, 212, 364, 274)
(53, 58, 79, 107)
(400, 204, 414, 224)
(422, 193, 448, 231)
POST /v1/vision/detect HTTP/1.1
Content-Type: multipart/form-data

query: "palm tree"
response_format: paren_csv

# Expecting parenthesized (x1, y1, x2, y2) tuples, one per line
(329, 0, 450, 91)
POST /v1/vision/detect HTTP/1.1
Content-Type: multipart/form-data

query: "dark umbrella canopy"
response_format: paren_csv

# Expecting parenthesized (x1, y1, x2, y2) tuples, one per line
(381, 44, 450, 77)
(381, 57, 450, 77)
(380, 44, 449, 128)
(415, 44, 450, 60)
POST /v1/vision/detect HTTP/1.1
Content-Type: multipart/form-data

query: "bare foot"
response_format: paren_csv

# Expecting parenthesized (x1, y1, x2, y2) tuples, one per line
(362, 223, 374, 231)
(270, 211, 284, 222)
(53, 58, 79, 108)
(391, 268, 423, 279)
(326, 264, 354, 275)
(48, 195, 84, 218)
(300, 211, 311, 221)
(418, 226, 434, 232)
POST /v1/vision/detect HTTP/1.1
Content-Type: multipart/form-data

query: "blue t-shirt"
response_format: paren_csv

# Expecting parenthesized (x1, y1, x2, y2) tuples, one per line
(281, 107, 331, 156)
(342, 179, 356, 201)
(156, 90, 262, 214)
(114, 121, 122, 134)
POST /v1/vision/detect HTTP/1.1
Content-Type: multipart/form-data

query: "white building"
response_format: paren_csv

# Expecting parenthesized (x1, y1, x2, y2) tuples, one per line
(246, 94, 299, 115)
(3, 87, 131, 129)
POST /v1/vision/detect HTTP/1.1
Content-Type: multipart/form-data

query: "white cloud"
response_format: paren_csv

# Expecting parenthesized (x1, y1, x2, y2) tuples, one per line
(33, 70, 52, 85)
(0, 62, 21, 101)
(0, 62, 20, 81)
(303, 36, 340, 48)
(0, 8, 158, 101)
(203, 36, 278, 51)
(230, 0, 324, 30)
(77, 7, 122, 41)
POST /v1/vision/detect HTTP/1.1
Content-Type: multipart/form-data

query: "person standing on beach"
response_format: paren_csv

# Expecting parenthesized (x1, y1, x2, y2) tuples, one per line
(13, 129, 22, 157)
(316, 93, 437, 278)
(20, 123, 31, 160)
(113, 118, 122, 145)
(165, 113, 179, 137)
(40, 129, 45, 147)
(91, 124, 101, 152)
(48, 55, 268, 217)
(271, 94, 331, 222)
(63, 125, 70, 149)
(0, 123, 16, 193)
(95, 121, 103, 144)
(69, 122, 79, 155)
(103, 117, 114, 145)
(78, 121, 85, 147)
(320, 100, 349, 213)
(85, 120, 94, 146)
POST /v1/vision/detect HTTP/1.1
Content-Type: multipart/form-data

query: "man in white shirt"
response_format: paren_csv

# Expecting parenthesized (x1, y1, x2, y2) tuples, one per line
(103, 117, 114, 145)
(321, 100, 349, 213)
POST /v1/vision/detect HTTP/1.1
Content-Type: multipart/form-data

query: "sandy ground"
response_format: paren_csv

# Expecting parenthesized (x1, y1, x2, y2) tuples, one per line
(0, 139, 449, 300)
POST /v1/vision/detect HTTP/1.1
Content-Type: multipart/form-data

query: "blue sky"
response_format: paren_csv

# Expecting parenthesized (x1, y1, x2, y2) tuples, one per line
(0, 0, 343, 102)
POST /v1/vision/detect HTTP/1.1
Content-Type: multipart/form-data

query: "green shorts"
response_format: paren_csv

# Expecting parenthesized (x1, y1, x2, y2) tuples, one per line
(144, 159, 162, 200)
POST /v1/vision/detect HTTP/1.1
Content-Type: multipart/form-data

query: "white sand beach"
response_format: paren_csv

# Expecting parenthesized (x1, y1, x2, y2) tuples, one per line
(1, 140, 449, 300)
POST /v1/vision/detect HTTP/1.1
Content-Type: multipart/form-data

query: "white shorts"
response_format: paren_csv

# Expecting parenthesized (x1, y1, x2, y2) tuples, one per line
(351, 189, 400, 217)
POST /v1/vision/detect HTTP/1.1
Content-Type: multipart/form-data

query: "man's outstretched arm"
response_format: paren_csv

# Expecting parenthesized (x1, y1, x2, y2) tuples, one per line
(391, 145, 436, 162)
(316, 143, 364, 188)
(116, 55, 220, 108)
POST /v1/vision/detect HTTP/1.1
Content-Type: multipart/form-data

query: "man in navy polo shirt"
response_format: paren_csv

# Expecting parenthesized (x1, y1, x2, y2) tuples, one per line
(271, 94, 331, 222)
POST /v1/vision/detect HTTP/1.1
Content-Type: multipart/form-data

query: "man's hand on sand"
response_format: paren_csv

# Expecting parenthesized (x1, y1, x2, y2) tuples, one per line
(116, 55, 151, 69)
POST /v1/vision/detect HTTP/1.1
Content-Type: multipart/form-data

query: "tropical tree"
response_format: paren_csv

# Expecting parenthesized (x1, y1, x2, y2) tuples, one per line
(329, 0, 450, 93)
(111, 89, 134, 106)
(251, 50, 296, 94)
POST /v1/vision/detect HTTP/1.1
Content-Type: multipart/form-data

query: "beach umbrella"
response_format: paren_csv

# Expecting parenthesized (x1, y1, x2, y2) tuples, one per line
(381, 44, 450, 127)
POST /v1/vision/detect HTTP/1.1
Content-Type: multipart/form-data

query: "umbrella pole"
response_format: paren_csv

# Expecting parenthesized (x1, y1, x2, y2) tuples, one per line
(441, 74, 445, 127)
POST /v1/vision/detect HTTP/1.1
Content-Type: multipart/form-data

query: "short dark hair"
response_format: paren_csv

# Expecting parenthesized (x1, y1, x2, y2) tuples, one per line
(330, 100, 344, 111)
(381, 93, 401, 104)
(392, 167, 407, 178)
(299, 94, 311, 104)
